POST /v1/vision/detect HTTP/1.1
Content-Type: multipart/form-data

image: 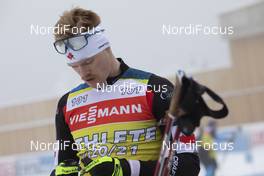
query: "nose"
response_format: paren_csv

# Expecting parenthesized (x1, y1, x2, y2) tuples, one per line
(76, 65, 91, 78)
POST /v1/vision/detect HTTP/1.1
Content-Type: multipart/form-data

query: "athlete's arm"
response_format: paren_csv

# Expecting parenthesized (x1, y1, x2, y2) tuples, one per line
(50, 93, 79, 176)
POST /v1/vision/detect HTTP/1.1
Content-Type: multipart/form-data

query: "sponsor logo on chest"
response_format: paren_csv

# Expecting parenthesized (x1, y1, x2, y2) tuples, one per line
(69, 103, 142, 125)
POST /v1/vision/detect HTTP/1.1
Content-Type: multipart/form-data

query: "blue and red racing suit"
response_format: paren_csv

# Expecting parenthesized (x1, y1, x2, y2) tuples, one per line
(50, 58, 200, 176)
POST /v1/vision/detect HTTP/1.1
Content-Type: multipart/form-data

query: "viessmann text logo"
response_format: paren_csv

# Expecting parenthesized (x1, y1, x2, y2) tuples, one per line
(69, 103, 143, 126)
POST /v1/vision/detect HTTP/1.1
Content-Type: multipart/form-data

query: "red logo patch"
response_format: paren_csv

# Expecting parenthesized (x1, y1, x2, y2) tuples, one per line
(67, 52, 74, 60)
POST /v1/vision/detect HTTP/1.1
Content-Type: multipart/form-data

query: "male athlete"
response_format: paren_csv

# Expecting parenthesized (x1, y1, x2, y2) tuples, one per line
(50, 7, 201, 176)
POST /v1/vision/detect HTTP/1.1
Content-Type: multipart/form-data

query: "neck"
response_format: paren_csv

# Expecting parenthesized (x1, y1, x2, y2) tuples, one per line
(108, 51, 121, 78)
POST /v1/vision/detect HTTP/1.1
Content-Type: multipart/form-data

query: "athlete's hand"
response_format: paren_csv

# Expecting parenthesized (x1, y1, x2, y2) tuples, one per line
(80, 156, 125, 176)
(55, 159, 79, 176)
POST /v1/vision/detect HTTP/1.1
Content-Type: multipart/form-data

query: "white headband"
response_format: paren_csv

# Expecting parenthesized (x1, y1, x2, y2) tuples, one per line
(66, 25, 110, 64)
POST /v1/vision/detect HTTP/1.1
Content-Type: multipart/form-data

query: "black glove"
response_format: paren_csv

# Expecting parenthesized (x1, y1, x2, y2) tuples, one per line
(80, 156, 130, 176)
(55, 159, 79, 176)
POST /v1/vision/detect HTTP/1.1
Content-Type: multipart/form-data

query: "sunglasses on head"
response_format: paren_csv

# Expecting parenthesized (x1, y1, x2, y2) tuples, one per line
(53, 29, 105, 54)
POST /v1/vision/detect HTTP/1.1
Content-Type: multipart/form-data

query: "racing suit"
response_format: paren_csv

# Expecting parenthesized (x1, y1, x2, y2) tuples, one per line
(50, 58, 200, 176)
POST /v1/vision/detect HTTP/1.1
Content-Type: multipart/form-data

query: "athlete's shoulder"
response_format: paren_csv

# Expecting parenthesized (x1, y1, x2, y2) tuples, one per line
(57, 92, 70, 109)
(122, 67, 153, 80)
(70, 82, 90, 93)
(57, 82, 90, 107)
(148, 73, 174, 88)
(122, 67, 174, 89)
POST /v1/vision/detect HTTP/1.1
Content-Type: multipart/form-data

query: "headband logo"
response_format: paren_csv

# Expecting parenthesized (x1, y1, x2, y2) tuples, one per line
(67, 52, 74, 60)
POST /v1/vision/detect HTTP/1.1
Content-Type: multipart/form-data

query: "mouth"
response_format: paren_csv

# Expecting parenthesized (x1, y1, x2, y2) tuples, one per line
(82, 75, 93, 81)
(85, 78, 94, 82)
(83, 76, 97, 82)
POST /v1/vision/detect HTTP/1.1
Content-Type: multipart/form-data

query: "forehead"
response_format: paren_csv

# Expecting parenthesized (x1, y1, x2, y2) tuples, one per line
(67, 50, 106, 67)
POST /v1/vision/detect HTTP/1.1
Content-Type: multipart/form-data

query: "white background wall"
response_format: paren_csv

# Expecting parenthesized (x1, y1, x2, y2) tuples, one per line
(0, 0, 260, 107)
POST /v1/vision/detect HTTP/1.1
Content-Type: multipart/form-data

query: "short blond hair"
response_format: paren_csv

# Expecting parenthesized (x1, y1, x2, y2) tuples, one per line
(54, 7, 101, 40)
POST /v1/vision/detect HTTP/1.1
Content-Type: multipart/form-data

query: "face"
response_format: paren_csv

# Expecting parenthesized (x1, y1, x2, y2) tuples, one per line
(69, 50, 112, 88)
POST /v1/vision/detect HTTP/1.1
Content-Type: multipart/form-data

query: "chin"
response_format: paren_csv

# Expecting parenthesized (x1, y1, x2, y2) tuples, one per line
(85, 81, 96, 88)
(86, 80, 105, 89)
